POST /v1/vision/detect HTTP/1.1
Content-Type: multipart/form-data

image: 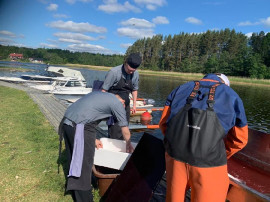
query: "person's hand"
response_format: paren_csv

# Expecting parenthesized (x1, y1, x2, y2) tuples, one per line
(126, 140, 134, 153)
(95, 139, 103, 149)
(131, 105, 136, 114)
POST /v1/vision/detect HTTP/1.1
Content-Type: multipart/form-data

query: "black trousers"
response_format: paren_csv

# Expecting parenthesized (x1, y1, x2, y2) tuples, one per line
(63, 123, 96, 202)
(108, 104, 130, 140)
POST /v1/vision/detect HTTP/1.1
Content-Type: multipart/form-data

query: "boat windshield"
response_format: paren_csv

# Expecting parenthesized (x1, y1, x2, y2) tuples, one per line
(65, 81, 84, 87)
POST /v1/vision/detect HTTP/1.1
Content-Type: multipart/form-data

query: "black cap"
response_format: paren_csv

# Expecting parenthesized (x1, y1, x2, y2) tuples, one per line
(126, 53, 142, 69)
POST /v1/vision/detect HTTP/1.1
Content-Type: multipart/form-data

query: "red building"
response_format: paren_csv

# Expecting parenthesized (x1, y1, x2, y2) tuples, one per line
(9, 53, 23, 60)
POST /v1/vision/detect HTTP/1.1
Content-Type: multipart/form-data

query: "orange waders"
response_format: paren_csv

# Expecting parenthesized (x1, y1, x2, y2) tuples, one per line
(165, 153, 229, 202)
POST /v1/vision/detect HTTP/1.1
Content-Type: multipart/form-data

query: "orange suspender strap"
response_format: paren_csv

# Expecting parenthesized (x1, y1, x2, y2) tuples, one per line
(186, 81, 200, 104)
(207, 83, 220, 109)
(200, 78, 223, 83)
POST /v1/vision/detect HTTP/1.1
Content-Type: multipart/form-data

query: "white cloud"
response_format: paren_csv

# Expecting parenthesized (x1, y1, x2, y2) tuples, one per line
(47, 39, 59, 44)
(185, 17, 203, 25)
(54, 32, 97, 41)
(10, 43, 26, 47)
(59, 38, 82, 44)
(245, 32, 253, 38)
(118, 17, 156, 39)
(238, 21, 256, 26)
(47, 3, 58, 11)
(238, 17, 270, 27)
(117, 27, 155, 39)
(98, 0, 140, 13)
(97, 35, 106, 40)
(0, 30, 16, 38)
(67, 43, 119, 54)
(120, 43, 132, 49)
(152, 16, 169, 24)
(47, 21, 107, 33)
(120, 18, 155, 28)
(0, 37, 14, 44)
(261, 17, 270, 27)
(134, 0, 167, 10)
(40, 43, 58, 48)
(53, 14, 69, 19)
(66, 0, 93, 4)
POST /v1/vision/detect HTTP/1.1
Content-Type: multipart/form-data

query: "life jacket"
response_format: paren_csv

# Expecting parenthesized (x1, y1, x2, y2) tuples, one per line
(164, 81, 227, 167)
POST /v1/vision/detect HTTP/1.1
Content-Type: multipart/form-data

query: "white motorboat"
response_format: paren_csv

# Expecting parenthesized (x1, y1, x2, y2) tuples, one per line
(48, 79, 92, 95)
(20, 74, 59, 81)
(21, 65, 86, 81)
(46, 66, 85, 80)
(1, 65, 86, 85)
(26, 77, 80, 91)
(25, 66, 91, 95)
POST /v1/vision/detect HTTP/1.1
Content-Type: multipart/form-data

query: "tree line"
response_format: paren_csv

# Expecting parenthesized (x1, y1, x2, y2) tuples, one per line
(0, 45, 124, 67)
(127, 29, 270, 79)
(1, 29, 269, 79)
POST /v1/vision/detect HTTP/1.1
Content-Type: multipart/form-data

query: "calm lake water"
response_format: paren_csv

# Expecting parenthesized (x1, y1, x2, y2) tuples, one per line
(1, 61, 269, 133)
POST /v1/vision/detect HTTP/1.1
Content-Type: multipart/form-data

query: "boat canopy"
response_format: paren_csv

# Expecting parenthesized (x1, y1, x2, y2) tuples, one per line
(46, 66, 85, 81)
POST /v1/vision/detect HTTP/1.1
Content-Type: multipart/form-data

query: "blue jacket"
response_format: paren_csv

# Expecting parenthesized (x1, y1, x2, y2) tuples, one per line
(164, 74, 247, 134)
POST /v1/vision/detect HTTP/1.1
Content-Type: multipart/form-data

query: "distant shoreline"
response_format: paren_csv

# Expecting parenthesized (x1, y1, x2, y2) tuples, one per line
(1, 63, 269, 86)
(65, 63, 270, 87)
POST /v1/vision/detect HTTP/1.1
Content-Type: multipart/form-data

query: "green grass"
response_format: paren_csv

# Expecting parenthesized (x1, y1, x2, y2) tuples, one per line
(0, 86, 100, 201)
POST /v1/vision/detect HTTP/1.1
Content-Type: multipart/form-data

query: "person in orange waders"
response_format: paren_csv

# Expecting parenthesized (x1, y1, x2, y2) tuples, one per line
(159, 73, 248, 202)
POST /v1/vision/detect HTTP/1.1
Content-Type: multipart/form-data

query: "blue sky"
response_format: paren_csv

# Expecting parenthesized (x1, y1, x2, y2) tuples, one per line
(0, 0, 269, 55)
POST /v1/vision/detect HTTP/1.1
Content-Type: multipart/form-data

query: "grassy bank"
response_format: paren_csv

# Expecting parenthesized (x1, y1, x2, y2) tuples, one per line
(0, 86, 100, 201)
(0, 86, 70, 201)
(66, 63, 270, 86)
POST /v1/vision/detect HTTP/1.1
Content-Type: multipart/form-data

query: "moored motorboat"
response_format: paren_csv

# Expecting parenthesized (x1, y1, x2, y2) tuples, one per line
(0, 66, 86, 87)
(26, 76, 80, 91)
(48, 79, 92, 95)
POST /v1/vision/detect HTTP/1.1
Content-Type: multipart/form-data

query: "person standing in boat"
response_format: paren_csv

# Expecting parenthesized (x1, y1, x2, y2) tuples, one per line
(58, 91, 134, 202)
(159, 73, 248, 202)
(102, 53, 142, 140)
